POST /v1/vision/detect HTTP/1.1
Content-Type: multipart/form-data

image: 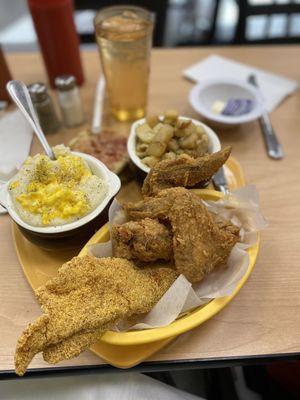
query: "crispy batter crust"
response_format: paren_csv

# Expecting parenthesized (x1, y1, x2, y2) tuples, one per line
(15, 256, 177, 375)
(112, 218, 173, 262)
(125, 188, 239, 283)
(142, 147, 231, 196)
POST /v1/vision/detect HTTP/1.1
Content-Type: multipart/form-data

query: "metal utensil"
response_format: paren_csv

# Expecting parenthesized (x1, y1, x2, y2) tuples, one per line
(248, 74, 284, 160)
(6, 80, 55, 160)
(212, 167, 229, 195)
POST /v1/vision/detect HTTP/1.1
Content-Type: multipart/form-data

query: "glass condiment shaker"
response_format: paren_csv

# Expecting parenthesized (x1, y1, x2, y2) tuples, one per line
(28, 82, 60, 134)
(55, 75, 85, 128)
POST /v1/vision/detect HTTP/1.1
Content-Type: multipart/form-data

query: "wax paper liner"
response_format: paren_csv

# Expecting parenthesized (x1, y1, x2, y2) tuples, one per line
(89, 185, 267, 330)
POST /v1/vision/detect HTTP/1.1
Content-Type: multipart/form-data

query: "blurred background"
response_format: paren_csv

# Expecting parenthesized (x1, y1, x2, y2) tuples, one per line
(1, 0, 300, 52)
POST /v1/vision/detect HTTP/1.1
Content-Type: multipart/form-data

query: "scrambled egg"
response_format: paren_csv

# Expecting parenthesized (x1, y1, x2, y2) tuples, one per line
(9, 146, 107, 226)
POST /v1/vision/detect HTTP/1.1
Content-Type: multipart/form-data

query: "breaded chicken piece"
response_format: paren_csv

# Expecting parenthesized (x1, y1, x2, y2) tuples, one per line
(124, 188, 179, 220)
(125, 188, 239, 283)
(142, 147, 231, 196)
(15, 256, 177, 376)
(216, 219, 241, 237)
(112, 218, 172, 262)
(169, 189, 239, 282)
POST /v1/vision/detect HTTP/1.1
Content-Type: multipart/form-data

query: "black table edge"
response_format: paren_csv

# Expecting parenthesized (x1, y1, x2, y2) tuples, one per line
(1, 352, 300, 380)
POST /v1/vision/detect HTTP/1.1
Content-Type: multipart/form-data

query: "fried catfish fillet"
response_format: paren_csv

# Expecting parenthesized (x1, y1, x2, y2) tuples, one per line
(112, 218, 173, 262)
(142, 147, 231, 196)
(125, 188, 239, 283)
(15, 256, 177, 376)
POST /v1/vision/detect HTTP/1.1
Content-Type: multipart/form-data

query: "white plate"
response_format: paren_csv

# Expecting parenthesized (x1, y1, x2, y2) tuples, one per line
(189, 78, 263, 127)
(128, 116, 221, 174)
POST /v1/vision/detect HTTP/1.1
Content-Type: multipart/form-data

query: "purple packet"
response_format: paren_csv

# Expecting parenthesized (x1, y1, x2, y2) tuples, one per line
(222, 98, 253, 116)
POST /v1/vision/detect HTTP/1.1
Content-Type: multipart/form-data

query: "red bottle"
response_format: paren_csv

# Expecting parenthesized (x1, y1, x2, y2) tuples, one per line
(28, 0, 84, 88)
(0, 45, 12, 102)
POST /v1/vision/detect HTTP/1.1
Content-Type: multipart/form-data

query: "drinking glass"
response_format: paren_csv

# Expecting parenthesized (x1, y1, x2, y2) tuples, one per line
(94, 6, 154, 121)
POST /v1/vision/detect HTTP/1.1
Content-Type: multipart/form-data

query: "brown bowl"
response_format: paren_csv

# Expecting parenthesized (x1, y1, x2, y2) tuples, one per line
(17, 199, 113, 250)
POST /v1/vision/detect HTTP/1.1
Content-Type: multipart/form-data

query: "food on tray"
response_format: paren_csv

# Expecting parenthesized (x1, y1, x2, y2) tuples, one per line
(123, 187, 240, 283)
(8, 145, 107, 227)
(112, 218, 172, 262)
(142, 146, 231, 196)
(14, 255, 177, 376)
(69, 129, 128, 174)
(14, 137, 240, 374)
(135, 110, 210, 168)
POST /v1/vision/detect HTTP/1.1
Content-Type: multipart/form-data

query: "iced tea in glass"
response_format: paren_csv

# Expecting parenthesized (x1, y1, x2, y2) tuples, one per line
(94, 6, 154, 121)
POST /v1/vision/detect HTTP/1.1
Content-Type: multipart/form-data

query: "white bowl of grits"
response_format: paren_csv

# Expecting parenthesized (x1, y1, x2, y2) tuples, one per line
(0, 145, 121, 249)
(128, 111, 221, 174)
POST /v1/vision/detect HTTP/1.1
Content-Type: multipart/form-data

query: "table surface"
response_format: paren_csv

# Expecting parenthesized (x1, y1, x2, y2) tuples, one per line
(1, 46, 300, 377)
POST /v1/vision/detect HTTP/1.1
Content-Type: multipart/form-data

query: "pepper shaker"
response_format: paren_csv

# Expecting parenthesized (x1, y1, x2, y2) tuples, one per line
(55, 75, 85, 128)
(28, 83, 60, 134)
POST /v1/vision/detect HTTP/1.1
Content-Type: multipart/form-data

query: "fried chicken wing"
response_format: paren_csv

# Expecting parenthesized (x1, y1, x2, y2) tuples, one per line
(142, 146, 231, 196)
(125, 187, 239, 283)
(168, 189, 239, 282)
(112, 218, 172, 262)
(15, 256, 177, 376)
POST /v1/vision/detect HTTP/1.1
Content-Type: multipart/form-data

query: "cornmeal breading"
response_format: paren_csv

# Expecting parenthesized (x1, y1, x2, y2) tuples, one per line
(15, 256, 177, 376)
(43, 329, 108, 364)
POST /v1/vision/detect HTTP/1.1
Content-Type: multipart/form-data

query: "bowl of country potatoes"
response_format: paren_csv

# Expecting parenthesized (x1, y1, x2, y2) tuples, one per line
(127, 110, 221, 174)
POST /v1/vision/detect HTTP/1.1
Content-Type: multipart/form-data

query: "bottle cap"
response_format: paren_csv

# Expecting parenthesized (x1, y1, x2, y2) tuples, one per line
(55, 75, 77, 91)
(28, 83, 48, 102)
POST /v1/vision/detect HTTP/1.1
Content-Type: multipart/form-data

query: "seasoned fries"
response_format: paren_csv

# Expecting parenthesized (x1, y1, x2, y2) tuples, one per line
(135, 110, 210, 168)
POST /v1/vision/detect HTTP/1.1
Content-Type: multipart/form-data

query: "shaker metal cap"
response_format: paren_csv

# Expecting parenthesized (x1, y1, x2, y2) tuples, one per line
(55, 75, 77, 91)
(28, 82, 47, 102)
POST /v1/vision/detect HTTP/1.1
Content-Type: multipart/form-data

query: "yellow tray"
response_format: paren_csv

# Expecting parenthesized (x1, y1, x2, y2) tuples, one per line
(80, 189, 259, 345)
(12, 157, 253, 366)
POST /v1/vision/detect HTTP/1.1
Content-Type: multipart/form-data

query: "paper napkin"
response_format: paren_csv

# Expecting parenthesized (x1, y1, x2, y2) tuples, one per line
(0, 109, 33, 214)
(183, 54, 299, 112)
(0, 109, 33, 181)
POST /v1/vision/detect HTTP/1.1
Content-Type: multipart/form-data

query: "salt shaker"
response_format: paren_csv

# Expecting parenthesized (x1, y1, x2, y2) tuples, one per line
(28, 83, 60, 134)
(55, 75, 85, 127)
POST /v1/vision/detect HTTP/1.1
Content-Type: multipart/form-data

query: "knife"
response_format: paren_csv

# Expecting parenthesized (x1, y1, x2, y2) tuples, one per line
(212, 167, 229, 195)
(248, 74, 284, 160)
